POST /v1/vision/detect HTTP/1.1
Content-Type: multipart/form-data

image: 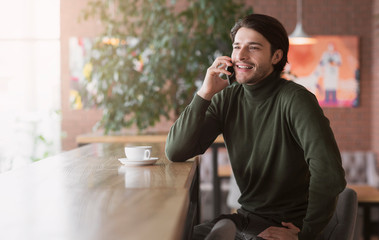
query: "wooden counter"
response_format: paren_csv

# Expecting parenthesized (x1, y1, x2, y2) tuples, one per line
(76, 132, 226, 218)
(348, 184, 379, 203)
(0, 142, 199, 240)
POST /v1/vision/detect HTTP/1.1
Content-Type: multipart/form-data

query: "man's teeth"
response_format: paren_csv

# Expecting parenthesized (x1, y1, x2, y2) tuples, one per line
(237, 65, 253, 69)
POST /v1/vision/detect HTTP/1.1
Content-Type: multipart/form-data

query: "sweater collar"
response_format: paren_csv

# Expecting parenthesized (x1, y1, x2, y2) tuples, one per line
(242, 71, 283, 101)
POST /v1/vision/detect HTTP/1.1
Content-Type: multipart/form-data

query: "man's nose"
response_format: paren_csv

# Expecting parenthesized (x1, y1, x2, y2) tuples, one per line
(236, 47, 248, 60)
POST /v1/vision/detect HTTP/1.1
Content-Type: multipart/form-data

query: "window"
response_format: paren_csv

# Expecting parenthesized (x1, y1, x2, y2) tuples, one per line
(0, 0, 60, 172)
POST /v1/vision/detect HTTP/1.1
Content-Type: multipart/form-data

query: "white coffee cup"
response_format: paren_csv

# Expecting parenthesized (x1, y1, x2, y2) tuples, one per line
(124, 146, 152, 161)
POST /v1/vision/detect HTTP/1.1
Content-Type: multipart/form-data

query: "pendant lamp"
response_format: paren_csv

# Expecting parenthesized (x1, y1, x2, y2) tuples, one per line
(289, 0, 317, 45)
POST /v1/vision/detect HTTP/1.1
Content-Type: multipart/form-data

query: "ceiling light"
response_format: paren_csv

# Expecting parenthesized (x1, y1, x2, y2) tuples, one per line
(289, 0, 317, 45)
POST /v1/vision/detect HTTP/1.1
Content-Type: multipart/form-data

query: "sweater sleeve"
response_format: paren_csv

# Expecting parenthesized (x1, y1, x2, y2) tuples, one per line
(289, 89, 346, 240)
(165, 94, 222, 162)
(287, 88, 346, 240)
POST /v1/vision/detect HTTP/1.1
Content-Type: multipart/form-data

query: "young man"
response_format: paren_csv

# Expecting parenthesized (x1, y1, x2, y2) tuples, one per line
(165, 14, 346, 240)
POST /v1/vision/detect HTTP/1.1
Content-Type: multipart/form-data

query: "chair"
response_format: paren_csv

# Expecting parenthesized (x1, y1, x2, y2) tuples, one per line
(341, 151, 379, 187)
(340, 151, 379, 239)
(226, 171, 241, 211)
(318, 187, 358, 240)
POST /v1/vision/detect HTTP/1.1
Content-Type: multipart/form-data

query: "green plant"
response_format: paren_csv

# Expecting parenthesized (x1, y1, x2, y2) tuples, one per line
(80, 0, 252, 133)
(31, 135, 54, 162)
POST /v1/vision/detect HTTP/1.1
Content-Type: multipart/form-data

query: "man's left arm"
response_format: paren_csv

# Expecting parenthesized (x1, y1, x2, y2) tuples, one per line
(288, 88, 346, 240)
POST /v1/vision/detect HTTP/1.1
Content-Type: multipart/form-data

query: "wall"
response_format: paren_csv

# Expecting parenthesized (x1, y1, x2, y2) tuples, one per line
(61, 0, 377, 153)
(373, 0, 379, 153)
(60, 0, 102, 150)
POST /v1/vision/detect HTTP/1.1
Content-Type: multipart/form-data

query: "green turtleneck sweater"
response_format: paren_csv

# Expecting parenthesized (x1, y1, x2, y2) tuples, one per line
(165, 72, 346, 240)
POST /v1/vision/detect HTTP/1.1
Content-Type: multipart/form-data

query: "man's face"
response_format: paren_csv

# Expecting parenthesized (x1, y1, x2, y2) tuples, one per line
(231, 27, 281, 85)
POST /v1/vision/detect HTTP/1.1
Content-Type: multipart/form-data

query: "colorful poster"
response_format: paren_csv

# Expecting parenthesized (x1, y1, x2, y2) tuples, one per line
(68, 37, 145, 110)
(69, 37, 93, 110)
(285, 36, 359, 107)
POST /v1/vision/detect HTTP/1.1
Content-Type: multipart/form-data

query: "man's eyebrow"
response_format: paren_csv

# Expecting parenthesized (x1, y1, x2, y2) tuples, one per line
(232, 42, 263, 46)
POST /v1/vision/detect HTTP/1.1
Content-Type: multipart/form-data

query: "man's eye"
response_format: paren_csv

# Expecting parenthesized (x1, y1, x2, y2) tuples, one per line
(250, 47, 259, 50)
(233, 46, 240, 49)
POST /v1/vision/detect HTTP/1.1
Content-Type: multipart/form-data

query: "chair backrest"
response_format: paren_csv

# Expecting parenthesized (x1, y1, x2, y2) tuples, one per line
(341, 151, 378, 187)
(318, 188, 358, 240)
(226, 171, 241, 210)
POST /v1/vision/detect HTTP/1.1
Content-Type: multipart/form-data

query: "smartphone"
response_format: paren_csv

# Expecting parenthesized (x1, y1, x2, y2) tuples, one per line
(227, 66, 235, 85)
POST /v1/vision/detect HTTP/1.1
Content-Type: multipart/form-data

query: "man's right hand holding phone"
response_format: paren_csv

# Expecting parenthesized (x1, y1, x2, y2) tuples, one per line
(197, 56, 234, 101)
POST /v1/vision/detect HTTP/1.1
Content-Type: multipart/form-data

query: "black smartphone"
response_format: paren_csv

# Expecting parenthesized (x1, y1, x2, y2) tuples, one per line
(227, 66, 235, 85)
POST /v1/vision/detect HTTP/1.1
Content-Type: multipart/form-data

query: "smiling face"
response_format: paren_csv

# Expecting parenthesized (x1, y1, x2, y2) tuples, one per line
(231, 27, 283, 85)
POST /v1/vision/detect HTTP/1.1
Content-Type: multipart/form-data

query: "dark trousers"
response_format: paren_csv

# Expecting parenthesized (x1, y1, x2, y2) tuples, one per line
(192, 208, 283, 240)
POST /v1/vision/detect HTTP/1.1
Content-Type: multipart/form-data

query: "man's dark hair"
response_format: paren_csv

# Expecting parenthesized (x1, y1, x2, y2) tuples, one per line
(230, 14, 289, 73)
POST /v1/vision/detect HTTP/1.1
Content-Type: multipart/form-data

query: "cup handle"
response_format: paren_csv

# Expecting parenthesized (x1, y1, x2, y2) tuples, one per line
(144, 149, 151, 160)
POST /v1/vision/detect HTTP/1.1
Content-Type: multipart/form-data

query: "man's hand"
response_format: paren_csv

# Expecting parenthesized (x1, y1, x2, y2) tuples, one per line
(257, 222, 300, 240)
(197, 56, 233, 100)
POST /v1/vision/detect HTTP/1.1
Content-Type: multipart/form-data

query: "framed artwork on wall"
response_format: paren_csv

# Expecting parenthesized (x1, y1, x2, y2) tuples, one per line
(68, 37, 145, 110)
(285, 36, 359, 107)
(69, 37, 93, 110)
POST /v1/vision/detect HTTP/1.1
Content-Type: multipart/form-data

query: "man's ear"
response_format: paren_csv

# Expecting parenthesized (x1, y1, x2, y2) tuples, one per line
(272, 49, 283, 65)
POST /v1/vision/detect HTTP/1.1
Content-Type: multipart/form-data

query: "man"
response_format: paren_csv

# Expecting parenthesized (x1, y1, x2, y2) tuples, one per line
(165, 14, 346, 240)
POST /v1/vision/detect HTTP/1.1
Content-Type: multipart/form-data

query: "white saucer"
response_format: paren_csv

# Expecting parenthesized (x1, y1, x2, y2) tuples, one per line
(118, 157, 158, 166)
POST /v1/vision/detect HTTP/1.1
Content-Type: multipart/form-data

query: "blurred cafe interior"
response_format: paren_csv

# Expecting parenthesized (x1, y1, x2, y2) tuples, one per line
(1, 0, 379, 239)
